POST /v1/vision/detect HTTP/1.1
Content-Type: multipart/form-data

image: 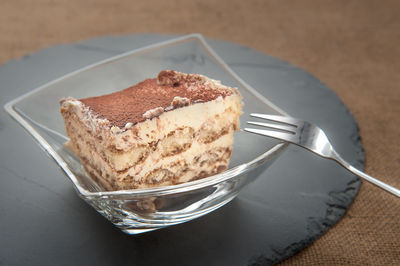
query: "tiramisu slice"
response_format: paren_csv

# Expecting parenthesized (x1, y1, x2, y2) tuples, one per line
(60, 70, 242, 190)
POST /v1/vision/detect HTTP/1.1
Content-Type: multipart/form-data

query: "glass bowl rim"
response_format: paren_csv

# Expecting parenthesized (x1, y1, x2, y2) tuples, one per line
(4, 33, 288, 199)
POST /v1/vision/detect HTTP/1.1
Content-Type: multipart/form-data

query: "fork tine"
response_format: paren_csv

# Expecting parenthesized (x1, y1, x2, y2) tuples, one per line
(247, 115, 400, 198)
(247, 121, 296, 134)
(244, 128, 296, 143)
(250, 113, 299, 127)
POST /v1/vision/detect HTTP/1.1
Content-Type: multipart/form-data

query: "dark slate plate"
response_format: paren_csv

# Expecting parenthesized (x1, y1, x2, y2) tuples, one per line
(0, 34, 363, 265)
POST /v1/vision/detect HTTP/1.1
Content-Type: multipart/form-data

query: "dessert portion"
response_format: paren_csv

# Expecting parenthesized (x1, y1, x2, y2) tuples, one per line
(60, 70, 242, 190)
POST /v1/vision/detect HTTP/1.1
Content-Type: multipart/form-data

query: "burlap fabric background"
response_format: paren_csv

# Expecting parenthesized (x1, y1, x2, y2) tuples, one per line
(1, 0, 399, 264)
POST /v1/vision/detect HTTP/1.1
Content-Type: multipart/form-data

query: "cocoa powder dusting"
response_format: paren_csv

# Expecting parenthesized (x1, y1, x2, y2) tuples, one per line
(80, 70, 234, 128)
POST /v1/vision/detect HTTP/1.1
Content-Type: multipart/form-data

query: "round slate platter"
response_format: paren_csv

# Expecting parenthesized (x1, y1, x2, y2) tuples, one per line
(0, 34, 363, 265)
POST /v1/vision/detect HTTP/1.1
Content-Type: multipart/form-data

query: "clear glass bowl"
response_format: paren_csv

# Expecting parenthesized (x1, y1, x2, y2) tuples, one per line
(4, 34, 288, 234)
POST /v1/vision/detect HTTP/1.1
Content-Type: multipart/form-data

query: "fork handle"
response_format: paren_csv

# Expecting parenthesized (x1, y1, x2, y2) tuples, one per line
(332, 151, 400, 198)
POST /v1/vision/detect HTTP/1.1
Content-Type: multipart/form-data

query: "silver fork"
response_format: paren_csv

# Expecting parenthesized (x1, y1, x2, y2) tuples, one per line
(244, 113, 400, 198)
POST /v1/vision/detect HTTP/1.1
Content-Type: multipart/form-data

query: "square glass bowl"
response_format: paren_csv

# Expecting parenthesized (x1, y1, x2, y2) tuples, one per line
(4, 34, 288, 234)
